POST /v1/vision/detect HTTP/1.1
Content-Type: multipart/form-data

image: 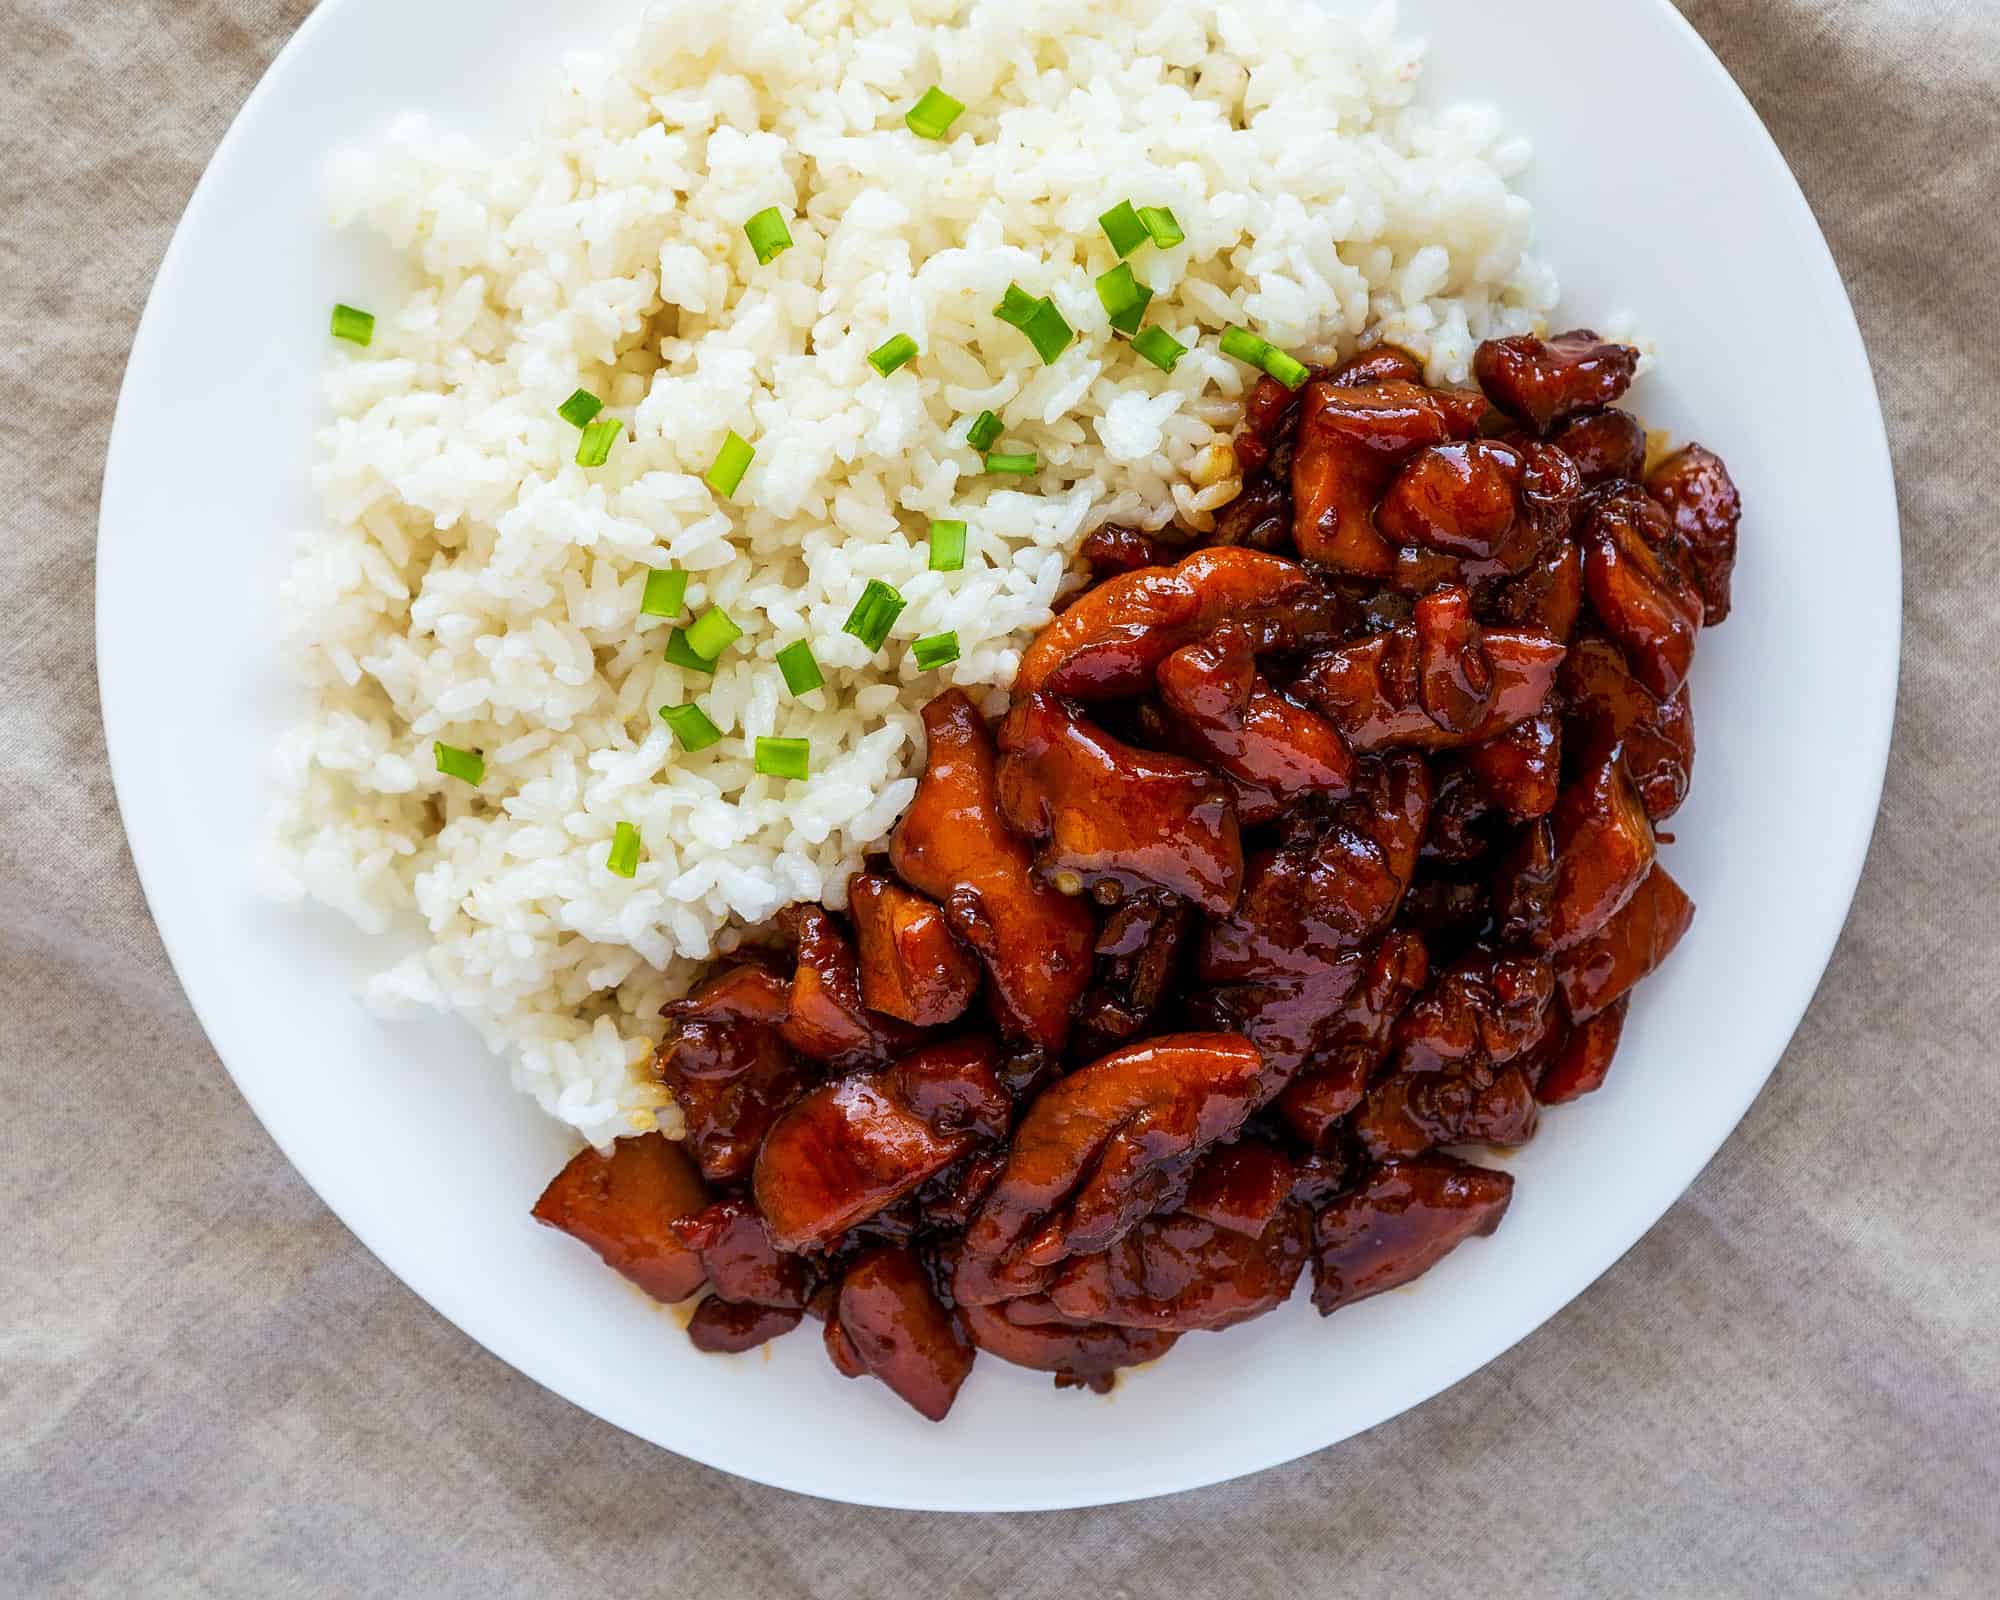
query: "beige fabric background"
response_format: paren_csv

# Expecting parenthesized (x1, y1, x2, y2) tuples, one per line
(4, 1, 1996, 1594)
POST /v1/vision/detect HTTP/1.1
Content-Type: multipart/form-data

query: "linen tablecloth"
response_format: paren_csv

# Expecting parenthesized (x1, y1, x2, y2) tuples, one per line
(5, 1, 1996, 1593)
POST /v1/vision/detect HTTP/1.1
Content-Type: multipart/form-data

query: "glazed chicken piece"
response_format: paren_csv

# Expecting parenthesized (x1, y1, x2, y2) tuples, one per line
(753, 1036, 1009, 1251)
(1310, 1153, 1515, 1315)
(1043, 1203, 1311, 1332)
(1269, 929, 1429, 1147)
(1536, 996, 1630, 1105)
(890, 690, 1095, 1053)
(1646, 443, 1742, 623)
(847, 872, 979, 1028)
(1464, 712, 1561, 822)
(1550, 407, 1649, 485)
(997, 692, 1244, 915)
(1489, 533, 1584, 642)
(1547, 747, 1656, 950)
(1491, 817, 1560, 950)
(1079, 523, 1179, 579)
(1180, 1140, 1299, 1234)
(778, 903, 920, 1069)
(1293, 613, 1566, 753)
(531, 1131, 710, 1304)
(1390, 949, 1559, 1079)
(653, 1008, 810, 1184)
(1581, 486, 1704, 699)
(954, 1033, 1266, 1306)
(1473, 331, 1640, 435)
(1200, 752, 1431, 982)
(1291, 377, 1491, 575)
(959, 1300, 1180, 1393)
(1353, 1061, 1540, 1162)
(674, 1197, 812, 1353)
(1554, 862, 1695, 1020)
(1014, 547, 1337, 700)
(823, 1247, 975, 1421)
(1071, 891, 1194, 1056)
(1156, 623, 1355, 818)
(1559, 635, 1696, 822)
(1377, 439, 1579, 590)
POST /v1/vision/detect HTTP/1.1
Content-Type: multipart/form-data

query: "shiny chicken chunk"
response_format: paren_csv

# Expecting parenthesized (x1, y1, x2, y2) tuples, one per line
(848, 872, 979, 1028)
(890, 690, 1095, 1053)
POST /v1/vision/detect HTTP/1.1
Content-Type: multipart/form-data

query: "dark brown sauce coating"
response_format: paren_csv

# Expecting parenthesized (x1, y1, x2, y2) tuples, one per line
(532, 328, 1728, 1420)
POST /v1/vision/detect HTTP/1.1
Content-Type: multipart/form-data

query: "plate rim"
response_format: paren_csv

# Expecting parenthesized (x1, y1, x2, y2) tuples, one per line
(95, 0, 1902, 1510)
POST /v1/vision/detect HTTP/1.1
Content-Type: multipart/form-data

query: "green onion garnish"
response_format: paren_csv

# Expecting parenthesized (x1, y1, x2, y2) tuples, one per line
(744, 207, 793, 266)
(1136, 205, 1185, 249)
(330, 304, 375, 346)
(775, 640, 824, 696)
(995, 284, 1042, 327)
(1095, 263, 1154, 337)
(706, 431, 754, 499)
(911, 631, 960, 671)
(1131, 326, 1188, 373)
(1098, 201, 1149, 259)
(868, 333, 919, 376)
(684, 608, 742, 662)
(557, 389, 603, 428)
(983, 451, 1038, 476)
(659, 703, 722, 752)
(965, 410, 1003, 452)
(754, 737, 811, 781)
(905, 87, 966, 140)
(1263, 348, 1311, 389)
(1220, 326, 1309, 390)
(928, 519, 967, 571)
(842, 579, 908, 652)
(640, 568, 688, 619)
(577, 417, 622, 468)
(606, 821, 642, 878)
(994, 284, 1073, 364)
(663, 628, 717, 674)
(433, 742, 483, 786)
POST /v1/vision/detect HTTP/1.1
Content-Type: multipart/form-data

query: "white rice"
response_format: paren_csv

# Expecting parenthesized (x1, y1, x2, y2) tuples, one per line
(260, 0, 1558, 1147)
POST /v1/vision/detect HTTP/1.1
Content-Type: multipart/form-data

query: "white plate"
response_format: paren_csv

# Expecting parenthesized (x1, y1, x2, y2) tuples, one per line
(97, 0, 1899, 1510)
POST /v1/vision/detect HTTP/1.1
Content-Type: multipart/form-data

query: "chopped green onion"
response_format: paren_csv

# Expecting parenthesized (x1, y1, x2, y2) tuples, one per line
(905, 86, 966, 140)
(911, 631, 960, 671)
(606, 821, 642, 878)
(1095, 262, 1154, 337)
(557, 389, 603, 428)
(1263, 348, 1311, 390)
(754, 736, 811, 781)
(433, 742, 483, 786)
(994, 284, 1074, 364)
(994, 283, 1043, 328)
(775, 640, 824, 696)
(640, 568, 688, 619)
(659, 702, 722, 752)
(928, 519, 967, 571)
(706, 431, 754, 499)
(842, 579, 908, 653)
(743, 206, 793, 265)
(1098, 200, 1149, 259)
(663, 628, 717, 674)
(1131, 326, 1188, 373)
(868, 333, 919, 376)
(965, 410, 1004, 452)
(1219, 326, 1272, 366)
(576, 416, 622, 468)
(983, 450, 1039, 476)
(1136, 205, 1185, 249)
(330, 304, 375, 346)
(684, 608, 742, 662)
(1221, 326, 1309, 390)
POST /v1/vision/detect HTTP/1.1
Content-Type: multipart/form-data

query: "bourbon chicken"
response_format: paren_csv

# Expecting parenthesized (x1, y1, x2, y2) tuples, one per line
(534, 330, 1739, 1420)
